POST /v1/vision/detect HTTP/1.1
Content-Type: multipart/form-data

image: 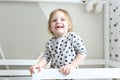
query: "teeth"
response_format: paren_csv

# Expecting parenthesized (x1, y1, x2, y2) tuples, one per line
(56, 26, 63, 28)
(56, 24, 63, 29)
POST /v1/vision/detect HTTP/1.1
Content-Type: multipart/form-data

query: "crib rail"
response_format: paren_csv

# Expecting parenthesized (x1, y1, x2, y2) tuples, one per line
(0, 59, 120, 79)
(0, 68, 120, 79)
(0, 70, 30, 76)
(0, 59, 105, 65)
(32, 68, 120, 79)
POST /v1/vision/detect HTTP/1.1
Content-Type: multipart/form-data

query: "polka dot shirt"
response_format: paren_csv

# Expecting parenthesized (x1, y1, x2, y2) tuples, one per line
(42, 32, 87, 69)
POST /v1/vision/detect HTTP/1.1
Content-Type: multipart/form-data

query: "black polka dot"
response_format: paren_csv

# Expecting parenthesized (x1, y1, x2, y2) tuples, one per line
(68, 47, 71, 49)
(47, 43, 49, 45)
(109, 39, 111, 43)
(56, 42, 59, 44)
(114, 24, 117, 27)
(65, 41, 67, 44)
(77, 43, 80, 45)
(56, 46, 58, 49)
(113, 9, 116, 12)
(110, 18, 112, 21)
(57, 65, 59, 68)
(71, 59, 73, 61)
(61, 54, 63, 56)
(65, 60, 68, 62)
(110, 3, 112, 6)
(71, 34, 73, 36)
(55, 50, 57, 53)
(54, 63, 56, 65)
(53, 54, 55, 57)
(59, 62, 62, 64)
(60, 44, 62, 46)
(115, 54, 118, 57)
(71, 50, 73, 52)
(66, 51, 68, 53)
(116, 6, 118, 9)
(55, 60, 57, 62)
(59, 48, 61, 50)
(114, 39, 118, 42)
(65, 56, 67, 58)
(65, 45, 67, 47)
(81, 48, 84, 50)
(46, 53, 48, 55)
(73, 36, 76, 38)
(81, 40, 83, 42)
(72, 54, 74, 56)
(60, 51, 62, 53)
(52, 48, 54, 51)
(60, 58, 62, 60)
(61, 40, 64, 42)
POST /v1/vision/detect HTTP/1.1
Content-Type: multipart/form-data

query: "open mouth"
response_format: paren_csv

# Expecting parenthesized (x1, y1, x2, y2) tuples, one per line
(55, 24, 64, 29)
(55, 25, 64, 29)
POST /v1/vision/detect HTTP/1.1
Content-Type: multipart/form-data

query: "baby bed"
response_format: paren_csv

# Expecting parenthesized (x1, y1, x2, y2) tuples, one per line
(0, 0, 120, 80)
(0, 59, 120, 80)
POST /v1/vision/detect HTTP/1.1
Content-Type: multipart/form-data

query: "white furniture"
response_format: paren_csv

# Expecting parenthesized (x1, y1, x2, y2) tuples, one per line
(0, 59, 120, 80)
(0, 0, 120, 80)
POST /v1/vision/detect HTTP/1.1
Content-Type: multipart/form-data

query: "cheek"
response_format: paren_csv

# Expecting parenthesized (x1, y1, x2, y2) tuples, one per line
(51, 23, 55, 27)
(64, 23, 69, 29)
(50, 25, 55, 32)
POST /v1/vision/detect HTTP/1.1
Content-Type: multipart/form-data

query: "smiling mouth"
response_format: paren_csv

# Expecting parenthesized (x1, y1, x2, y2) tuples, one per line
(55, 26, 64, 29)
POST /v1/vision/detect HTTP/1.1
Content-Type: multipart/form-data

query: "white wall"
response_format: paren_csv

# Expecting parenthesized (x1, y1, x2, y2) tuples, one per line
(0, 2, 104, 59)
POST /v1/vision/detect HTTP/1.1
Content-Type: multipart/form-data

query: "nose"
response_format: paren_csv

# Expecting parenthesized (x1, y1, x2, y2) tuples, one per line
(57, 19, 61, 24)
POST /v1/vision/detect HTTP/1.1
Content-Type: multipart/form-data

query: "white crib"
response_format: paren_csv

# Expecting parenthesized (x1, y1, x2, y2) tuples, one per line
(0, 0, 120, 80)
(0, 59, 120, 80)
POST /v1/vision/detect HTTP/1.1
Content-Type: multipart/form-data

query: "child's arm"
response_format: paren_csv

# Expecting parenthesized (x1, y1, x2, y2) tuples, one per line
(59, 54, 86, 75)
(70, 54, 86, 67)
(29, 58, 48, 75)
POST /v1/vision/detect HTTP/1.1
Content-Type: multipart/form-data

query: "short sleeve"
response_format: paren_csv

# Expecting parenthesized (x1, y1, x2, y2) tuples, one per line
(72, 33, 87, 55)
(42, 42, 51, 63)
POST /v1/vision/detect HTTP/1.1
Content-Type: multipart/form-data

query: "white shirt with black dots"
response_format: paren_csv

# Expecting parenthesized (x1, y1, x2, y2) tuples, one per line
(42, 32, 87, 69)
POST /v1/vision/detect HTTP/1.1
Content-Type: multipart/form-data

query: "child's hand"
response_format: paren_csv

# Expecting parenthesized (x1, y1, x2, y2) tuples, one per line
(29, 64, 42, 75)
(59, 64, 74, 75)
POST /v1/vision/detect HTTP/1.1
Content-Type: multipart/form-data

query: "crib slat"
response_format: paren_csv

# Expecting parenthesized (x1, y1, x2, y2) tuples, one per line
(0, 59, 38, 65)
(0, 70, 30, 76)
(32, 68, 120, 79)
(0, 59, 105, 65)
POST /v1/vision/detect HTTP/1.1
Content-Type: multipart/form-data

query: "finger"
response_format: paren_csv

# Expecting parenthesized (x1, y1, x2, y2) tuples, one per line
(65, 68, 70, 75)
(59, 66, 64, 72)
(60, 66, 67, 75)
(29, 66, 34, 75)
(30, 65, 38, 74)
(37, 66, 42, 72)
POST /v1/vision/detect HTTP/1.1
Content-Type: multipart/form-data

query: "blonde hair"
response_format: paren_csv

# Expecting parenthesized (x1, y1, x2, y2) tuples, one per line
(48, 8, 73, 35)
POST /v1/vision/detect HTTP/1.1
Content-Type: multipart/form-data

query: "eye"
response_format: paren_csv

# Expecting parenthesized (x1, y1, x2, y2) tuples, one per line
(61, 18, 65, 21)
(52, 19, 57, 22)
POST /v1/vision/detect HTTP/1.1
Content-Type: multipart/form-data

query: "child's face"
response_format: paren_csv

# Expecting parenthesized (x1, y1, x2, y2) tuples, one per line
(50, 11, 69, 37)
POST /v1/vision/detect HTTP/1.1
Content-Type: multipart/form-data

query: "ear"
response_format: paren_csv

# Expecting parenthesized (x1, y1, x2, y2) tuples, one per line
(85, 0, 98, 13)
(94, 0, 104, 14)
(68, 26, 72, 31)
(68, 26, 71, 29)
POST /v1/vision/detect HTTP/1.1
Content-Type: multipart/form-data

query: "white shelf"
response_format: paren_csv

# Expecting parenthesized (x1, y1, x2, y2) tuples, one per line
(0, 0, 106, 4)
